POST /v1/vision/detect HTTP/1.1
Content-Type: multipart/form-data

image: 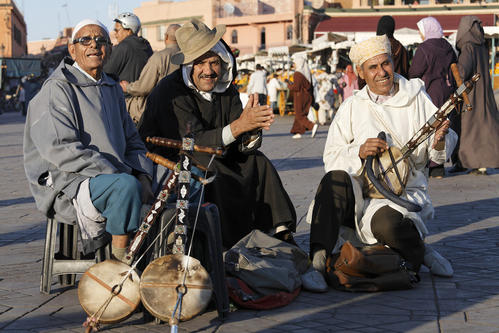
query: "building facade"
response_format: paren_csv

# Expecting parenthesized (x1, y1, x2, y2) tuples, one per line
(310, 0, 498, 38)
(0, 0, 27, 57)
(134, 0, 305, 56)
(27, 27, 72, 56)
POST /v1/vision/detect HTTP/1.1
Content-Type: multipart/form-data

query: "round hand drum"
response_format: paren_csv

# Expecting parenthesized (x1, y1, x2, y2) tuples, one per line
(78, 260, 141, 324)
(140, 253, 213, 322)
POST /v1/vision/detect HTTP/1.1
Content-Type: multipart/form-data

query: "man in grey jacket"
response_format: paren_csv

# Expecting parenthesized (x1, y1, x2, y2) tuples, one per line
(120, 24, 180, 123)
(23, 19, 153, 262)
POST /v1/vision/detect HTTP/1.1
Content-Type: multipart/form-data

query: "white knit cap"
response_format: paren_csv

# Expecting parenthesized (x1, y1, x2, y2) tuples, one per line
(349, 35, 391, 68)
(71, 19, 109, 41)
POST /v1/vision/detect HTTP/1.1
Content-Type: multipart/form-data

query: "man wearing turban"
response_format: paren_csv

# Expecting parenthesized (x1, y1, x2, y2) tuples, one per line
(309, 35, 456, 280)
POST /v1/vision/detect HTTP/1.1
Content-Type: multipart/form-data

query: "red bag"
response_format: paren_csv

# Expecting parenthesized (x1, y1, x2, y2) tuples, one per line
(226, 277, 300, 310)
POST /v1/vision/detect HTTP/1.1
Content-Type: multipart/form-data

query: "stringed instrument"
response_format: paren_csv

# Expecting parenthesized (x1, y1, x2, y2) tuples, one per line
(79, 133, 223, 332)
(140, 134, 214, 326)
(364, 73, 480, 212)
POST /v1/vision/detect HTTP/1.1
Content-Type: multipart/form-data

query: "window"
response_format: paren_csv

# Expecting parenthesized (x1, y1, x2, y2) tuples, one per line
(231, 30, 238, 44)
(286, 25, 293, 40)
(157, 25, 167, 41)
(260, 27, 266, 50)
(140, 27, 147, 38)
(13, 25, 22, 46)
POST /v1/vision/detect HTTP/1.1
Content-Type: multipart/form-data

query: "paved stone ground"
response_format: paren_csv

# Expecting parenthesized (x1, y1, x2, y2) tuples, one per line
(1, 110, 498, 332)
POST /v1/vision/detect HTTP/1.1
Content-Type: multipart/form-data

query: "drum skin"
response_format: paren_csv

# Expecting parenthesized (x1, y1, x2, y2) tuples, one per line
(78, 260, 141, 324)
(140, 254, 213, 322)
(364, 146, 409, 199)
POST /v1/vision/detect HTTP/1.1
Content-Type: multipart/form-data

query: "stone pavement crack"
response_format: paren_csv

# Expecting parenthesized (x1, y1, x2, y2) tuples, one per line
(49, 307, 64, 316)
(0, 306, 13, 316)
(430, 273, 442, 333)
(0, 293, 60, 330)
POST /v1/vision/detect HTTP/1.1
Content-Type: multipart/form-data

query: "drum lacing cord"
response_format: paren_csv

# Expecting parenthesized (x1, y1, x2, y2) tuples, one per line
(83, 213, 177, 332)
(169, 154, 216, 333)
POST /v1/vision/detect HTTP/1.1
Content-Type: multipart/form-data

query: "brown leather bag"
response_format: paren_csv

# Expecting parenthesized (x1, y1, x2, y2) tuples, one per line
(325, 241, 418, 292)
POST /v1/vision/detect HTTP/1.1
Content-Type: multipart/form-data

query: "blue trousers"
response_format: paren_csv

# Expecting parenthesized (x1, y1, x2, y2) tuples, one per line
(89, 173, 142, 235)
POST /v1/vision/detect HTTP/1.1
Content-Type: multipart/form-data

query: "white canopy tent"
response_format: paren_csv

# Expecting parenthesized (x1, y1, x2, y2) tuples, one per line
(393, 27, 423, 47)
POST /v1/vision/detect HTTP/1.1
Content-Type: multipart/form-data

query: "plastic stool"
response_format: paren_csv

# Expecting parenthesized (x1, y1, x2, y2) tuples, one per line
(40, 217, 110, 294)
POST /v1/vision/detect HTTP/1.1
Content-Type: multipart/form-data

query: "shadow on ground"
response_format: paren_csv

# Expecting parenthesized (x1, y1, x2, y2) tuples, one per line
(0, 196, 35, 207)
(272, 157, 323, 171)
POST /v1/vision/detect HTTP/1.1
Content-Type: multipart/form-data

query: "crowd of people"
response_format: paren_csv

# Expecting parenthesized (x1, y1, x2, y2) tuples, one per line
(21, 12, 499, 301)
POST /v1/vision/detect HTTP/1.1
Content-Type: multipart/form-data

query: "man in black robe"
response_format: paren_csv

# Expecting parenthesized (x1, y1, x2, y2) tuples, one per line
(139, 19, 297, 248)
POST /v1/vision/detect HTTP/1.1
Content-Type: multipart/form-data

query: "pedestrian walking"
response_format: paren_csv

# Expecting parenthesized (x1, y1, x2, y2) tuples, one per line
(247, 64, 268, 106)
(315, 70, 335, 125)
(18, 85, 26, 116)
(409, 16, 457, 178)
(287, 56, 318, 139)
(267, 72, 284, 114)
(455, 16, 499, 174)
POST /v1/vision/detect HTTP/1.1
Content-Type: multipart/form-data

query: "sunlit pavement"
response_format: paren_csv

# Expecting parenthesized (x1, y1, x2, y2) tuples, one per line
(1, 110, 498, 332)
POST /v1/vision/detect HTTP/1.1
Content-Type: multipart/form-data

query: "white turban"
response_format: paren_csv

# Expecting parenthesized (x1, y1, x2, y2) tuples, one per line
(71, 19, 109, 41)
(349, 35, 391, 68)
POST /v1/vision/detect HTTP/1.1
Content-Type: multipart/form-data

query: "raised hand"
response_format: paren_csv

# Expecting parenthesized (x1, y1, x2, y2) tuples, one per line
(230, 93, 275, 138)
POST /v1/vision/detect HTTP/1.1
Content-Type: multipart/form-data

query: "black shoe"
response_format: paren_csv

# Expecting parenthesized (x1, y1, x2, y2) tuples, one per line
(429, 165, 445, 178)
(274, 230, 298, 247)
(448, 163, 467, 173)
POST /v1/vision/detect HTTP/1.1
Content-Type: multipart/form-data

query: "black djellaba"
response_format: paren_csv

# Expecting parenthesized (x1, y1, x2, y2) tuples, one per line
(139, 52, 296, 249)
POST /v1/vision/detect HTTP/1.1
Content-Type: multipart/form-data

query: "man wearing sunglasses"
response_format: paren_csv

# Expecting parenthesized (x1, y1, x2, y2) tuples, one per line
(23, 19, 153, 264)
(104, 12, 153, 123)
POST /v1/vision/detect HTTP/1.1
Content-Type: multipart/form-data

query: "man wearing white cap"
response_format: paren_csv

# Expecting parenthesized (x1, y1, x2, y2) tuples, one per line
(24, 19, 153, 263)
(139, 19, 297, 249)
(104, 12, 153, 123)
(309, 35, 456, 279)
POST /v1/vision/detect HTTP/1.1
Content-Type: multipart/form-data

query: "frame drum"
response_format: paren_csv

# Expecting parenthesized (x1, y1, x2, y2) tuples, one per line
(78, 260, 140, 324)
(140, 253, 213, 322)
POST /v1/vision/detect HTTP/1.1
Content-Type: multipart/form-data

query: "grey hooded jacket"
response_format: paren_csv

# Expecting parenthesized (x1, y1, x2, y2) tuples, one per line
(23, 57, 152, 223)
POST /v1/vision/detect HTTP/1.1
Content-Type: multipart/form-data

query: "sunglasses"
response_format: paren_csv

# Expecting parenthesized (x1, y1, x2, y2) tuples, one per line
(73, 36, 110, 46)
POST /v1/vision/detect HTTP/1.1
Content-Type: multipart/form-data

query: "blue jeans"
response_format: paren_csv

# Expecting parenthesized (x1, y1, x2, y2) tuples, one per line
(89, 173, 142, 235)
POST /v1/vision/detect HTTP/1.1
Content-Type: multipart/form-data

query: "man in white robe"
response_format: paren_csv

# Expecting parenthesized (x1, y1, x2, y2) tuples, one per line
(310, 35, 456, 278)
